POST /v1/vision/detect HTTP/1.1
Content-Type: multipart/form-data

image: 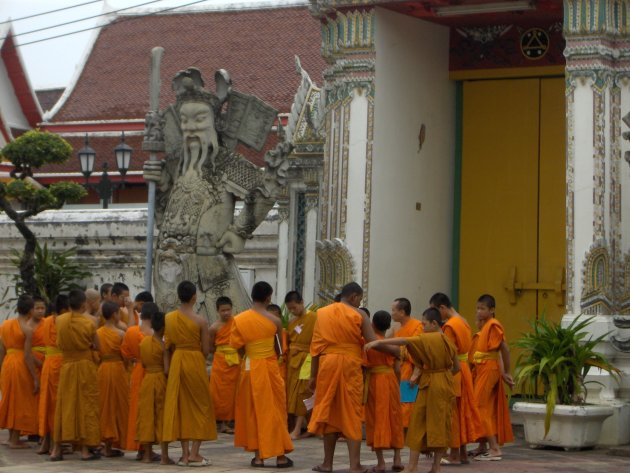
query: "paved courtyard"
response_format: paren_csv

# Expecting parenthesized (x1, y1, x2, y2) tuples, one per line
(0, 430, 628, 473)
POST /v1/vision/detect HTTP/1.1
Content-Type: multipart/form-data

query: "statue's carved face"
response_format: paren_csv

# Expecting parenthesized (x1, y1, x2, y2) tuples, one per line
(180, 101, 219, 173)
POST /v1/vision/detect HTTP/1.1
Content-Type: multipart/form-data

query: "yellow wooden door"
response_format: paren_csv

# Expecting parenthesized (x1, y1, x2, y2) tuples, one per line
(459, 77, 566, 370)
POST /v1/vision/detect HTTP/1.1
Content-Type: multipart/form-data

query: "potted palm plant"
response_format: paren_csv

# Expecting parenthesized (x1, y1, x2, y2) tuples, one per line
(512, 315, 620, 449)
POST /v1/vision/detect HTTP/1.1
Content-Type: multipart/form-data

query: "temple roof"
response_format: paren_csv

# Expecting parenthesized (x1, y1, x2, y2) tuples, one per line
(48, 5, 326, 123)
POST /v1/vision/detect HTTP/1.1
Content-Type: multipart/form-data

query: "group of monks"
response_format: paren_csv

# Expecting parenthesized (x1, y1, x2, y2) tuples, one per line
(0, 279, 514, 473)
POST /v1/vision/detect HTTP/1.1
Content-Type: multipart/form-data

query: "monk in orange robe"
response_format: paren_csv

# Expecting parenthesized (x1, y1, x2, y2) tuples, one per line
(137, 311, 173, 464)
(308, 282, 383, 473)
(110, 282, 134, 329)
(284, 291, 317, 440)
(37, 307, 64, 454)
(471, 294, 514, 462)
(391, 297, 423, 429)
(29, 296, 48, 376)
(97, 301, 130, 457)
(85, 288, 102, 326)
(0, 294, 39, 448)
(266, 304, 288, 383)
(364, 311, 403, 473)
(430, 293, 482, 464)
(209, 296, 240, 434)
(132, 291, 154, 326)
(163, 281, 216, 467)
(121, 301, 158, 456)
(231, 282, 293, 466)
(51, 289, 100, 461)
(366, 308, 459, 473)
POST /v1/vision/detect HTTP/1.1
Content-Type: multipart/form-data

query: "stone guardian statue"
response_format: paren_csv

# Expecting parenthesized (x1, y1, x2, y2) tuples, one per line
(143, 67, 290, 319)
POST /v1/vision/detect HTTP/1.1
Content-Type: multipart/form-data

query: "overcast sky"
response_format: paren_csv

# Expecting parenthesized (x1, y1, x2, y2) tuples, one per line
(1, 0, 302, 90)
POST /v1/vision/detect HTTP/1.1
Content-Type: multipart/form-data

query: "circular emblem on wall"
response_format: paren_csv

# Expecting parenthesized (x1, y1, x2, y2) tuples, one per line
(520, 28, 549, 60)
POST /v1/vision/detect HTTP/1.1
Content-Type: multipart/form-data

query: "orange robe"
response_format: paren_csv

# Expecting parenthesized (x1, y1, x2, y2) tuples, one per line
(121, 325, 145, 450)
(97, 326, 129, 447)
(0, 318, 38, 434)
(38, 316, 63, 437)
(472, 318, 513, 445)
(137, 336, 167, 444)
(54, 311, 100, 446)
(162, 310, 216, 442)
(395, 318, 423, 427)
(405, 333, 456, 452)
(307, 302, 364, 440)
(286, 311, 317, 417)
(31, 319, 47, 376)
(443, 316, 481, 447)
(364, 334, 404, 450)
(231, 309, 293, 459)
(210, 318, 240, 421)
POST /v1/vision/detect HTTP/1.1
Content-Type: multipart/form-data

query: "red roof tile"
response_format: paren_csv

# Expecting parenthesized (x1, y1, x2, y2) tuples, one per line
(51, 6, 326, 122)
(35, 88, 65, 114)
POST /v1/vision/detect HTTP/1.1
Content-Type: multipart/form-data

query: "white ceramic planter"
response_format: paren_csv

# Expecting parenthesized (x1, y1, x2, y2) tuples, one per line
(513, 402, 614, 450)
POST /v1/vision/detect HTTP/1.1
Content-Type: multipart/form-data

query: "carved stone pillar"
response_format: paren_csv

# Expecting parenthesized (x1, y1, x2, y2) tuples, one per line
(563, 0, 630, 445)
(311, 4, 376, 302)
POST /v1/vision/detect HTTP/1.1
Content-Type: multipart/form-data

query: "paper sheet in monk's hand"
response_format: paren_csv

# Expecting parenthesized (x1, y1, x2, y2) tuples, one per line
(303, 394, 315, 411)
(294, 324, 303, 334)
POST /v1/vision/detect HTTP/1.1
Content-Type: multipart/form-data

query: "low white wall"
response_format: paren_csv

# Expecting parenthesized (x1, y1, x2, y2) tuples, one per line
(369, 8, 455, 313)
(0, 207, 279, 318)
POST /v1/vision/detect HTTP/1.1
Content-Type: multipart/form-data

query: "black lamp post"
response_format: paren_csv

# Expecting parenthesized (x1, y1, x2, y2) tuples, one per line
(78, 133, 132, 209)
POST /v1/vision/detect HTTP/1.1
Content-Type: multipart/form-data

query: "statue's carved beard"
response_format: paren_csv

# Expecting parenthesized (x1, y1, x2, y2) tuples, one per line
(182, 132, 219, 176)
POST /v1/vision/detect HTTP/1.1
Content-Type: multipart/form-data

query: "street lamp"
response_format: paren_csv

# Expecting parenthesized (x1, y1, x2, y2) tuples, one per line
(78, 132, 133, 209)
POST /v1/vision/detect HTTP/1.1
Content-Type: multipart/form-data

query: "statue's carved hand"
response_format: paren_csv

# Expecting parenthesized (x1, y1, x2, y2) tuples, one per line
(143, 159, 166, 185)
(216, 230, 245, 254)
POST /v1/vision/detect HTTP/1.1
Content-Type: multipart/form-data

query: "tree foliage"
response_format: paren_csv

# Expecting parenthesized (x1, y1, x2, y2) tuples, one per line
(0, 129, 87, 297)
(0, 129, 72, 170)
(10, 243, 91, 304)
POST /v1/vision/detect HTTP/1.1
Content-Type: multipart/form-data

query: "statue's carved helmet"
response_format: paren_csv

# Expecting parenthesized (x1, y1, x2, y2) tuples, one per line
(172, 68, 222, 113)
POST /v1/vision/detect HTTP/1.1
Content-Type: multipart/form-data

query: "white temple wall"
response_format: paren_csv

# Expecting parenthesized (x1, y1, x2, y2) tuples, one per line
(571, 81, 596, 314)
(0, 208, 279, 319)
(369, 8, 455, 312)
(345, 91, 369, 281)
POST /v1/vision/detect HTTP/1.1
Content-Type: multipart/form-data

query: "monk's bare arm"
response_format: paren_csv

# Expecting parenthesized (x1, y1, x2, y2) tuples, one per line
(360, 310, 377, 343)
(451, 352, 461, 375)
(164, 346, 172, 376)
(499, 340, 514, 387)
(0, 342, 5, 373)
(200, 318, 210, 358)
(208, 323, 218, 354)
(125, 297, 136, 327)
(309, 355, 320, 391)
(394, 359, 401, 382)
(23, 327, 39, 394)
(364, 337, 407, 358)
(92, 330, 101, 352)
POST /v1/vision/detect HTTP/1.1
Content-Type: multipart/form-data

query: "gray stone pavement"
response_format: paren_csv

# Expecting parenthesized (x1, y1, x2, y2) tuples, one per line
(0, 431, 628, 473)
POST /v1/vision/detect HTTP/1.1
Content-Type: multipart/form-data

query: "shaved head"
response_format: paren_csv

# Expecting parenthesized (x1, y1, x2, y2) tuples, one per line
(86, 288, 100, 301)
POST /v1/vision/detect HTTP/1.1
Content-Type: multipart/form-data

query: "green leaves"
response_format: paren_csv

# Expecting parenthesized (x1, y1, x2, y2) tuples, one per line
(514, 315, 620, 437)
(10, 242, 91, 304)
(0, 129, 72, 168)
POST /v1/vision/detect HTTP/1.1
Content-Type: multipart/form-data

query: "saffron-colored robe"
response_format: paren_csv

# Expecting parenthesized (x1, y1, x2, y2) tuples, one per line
(31, 319, 47, 376)
(404, 333, 456, 452)
(162, 310, 216, 442)
(472, 318, 514, 445)
(0, 318, 38, 434)
(54, 311, 100, 446)
(136, 336, 167, 444)
(38, 316, 63, 437)
(442, 316, 482, 447)
(210, 318, 240, 421)
(395, 318, 423, 427)
(97, 326, 129, 447)
(364, 334, 404, 450)
(231, 309, 293, 459)
(286, 311, 317, 417)
(121, 325, 145, 450)
(307, 303, 364, 440)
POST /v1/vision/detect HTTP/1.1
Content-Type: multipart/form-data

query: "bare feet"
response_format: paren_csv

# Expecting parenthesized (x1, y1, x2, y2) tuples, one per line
(312, 465, 333, 473)
(161, 457, 176, 465)
(8, 442, 30, 449)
